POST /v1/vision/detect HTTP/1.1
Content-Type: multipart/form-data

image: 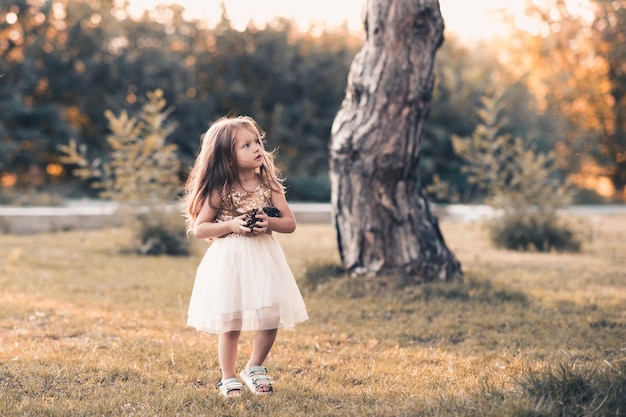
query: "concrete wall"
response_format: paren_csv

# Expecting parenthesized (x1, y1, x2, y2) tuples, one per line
(0, 202, 121, 234)
(0, 201, 332, 235)
(10, 201, 618, 235)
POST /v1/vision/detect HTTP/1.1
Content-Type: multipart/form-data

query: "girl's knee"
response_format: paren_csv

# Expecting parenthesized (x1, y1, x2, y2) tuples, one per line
(258, 328, 278, 337)
(221, 330, 241, 339)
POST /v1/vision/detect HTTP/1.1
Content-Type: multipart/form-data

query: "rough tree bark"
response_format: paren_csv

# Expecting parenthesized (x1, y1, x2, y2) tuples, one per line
(329, 0, 462, 282)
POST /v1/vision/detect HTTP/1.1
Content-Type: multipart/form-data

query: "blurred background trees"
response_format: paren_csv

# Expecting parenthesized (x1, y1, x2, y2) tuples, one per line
(501, 0, 626, 202)
(451, 89, 580, 252)
(0, 0, 624, 204)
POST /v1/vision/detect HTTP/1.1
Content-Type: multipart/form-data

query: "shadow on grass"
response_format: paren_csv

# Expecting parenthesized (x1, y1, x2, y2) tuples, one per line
(418, 276, 528, 305)
(304, 262, 527, 306)
(302, 261, 347, 291)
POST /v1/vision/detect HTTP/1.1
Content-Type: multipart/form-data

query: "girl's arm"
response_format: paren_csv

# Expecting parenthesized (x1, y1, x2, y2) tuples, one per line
(256, 183, 296, 234)
(194, 189, 249, 239)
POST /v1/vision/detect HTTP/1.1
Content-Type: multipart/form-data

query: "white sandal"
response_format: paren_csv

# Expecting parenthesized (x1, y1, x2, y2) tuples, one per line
(216, 377, 243, 397)
(240, 365, 273, 395)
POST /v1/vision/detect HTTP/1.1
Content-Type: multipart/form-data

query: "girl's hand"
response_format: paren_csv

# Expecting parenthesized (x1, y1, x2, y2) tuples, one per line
(231, 214, 252, 235)
(251, 210, 270, 234)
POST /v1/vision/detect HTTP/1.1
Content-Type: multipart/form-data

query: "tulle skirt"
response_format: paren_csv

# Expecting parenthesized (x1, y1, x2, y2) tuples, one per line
(187, 233, 309, 334)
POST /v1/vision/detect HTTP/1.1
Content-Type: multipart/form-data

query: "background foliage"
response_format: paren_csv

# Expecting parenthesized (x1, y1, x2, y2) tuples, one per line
(58, 89, 189, 256)
(450, 89, 581, 252)
(0, 0, 624, 203)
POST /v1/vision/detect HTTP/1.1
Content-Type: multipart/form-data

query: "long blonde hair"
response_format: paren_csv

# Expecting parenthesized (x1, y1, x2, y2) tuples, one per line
(182, 115, 284, 234)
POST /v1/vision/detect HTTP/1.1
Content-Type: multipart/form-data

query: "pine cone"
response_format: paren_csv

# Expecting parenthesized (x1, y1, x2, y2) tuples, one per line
(263, 207, 280, 217)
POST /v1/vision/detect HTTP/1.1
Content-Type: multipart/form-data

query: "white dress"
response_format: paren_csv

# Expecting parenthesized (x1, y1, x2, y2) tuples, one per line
(186, 182, 309, 333)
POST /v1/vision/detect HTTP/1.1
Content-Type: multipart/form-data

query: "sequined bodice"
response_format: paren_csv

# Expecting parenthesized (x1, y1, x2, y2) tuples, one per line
(215, 182, 273, 234)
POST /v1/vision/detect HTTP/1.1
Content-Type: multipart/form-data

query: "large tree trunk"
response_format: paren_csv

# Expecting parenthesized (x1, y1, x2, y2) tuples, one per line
(329, 0, 462, 282)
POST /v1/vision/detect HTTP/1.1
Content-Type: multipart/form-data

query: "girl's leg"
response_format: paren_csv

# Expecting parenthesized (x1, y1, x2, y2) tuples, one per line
(250, 305, 280, 366)
(241, 308, 280, 394)
(249, 328, 278, 367)
(242, 328, 278, 394)
(218, 330, 241, 379)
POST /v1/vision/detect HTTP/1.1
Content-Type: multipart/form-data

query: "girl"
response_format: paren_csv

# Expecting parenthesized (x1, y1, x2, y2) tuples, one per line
(183, 115, 308, 397)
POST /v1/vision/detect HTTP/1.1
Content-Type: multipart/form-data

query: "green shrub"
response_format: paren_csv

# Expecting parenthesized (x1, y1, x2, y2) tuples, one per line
(485, 207, 583, 254)
(131, 210, 189, 256)
(489, 211, 581, 252)
(519, 358, 626, 417)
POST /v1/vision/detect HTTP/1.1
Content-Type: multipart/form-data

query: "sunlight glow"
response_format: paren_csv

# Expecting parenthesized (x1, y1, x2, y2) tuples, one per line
(126, 0, 543, 42)
(569, 160, 617, 198)
(127, 0, 364, 31)
(6, 12, 18, 24)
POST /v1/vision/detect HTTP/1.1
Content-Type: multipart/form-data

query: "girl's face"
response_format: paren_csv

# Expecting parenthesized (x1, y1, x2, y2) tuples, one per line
(233, 127, 263, 171)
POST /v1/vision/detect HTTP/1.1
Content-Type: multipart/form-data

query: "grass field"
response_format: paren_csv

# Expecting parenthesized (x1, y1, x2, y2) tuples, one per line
(0, 214, 625, 416)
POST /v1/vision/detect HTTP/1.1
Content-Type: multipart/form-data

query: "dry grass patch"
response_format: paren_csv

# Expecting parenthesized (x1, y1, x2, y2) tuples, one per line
(1, 214, 625, 416)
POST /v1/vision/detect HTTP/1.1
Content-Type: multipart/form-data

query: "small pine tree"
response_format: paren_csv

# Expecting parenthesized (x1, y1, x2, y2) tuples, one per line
(103, 90, 180, 205)
(59, 90, 189, 256)
(451, 90, 580, 252)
